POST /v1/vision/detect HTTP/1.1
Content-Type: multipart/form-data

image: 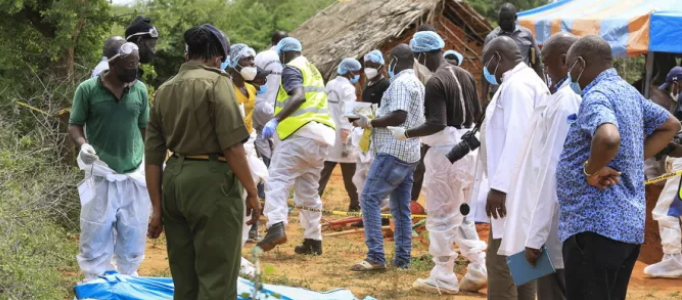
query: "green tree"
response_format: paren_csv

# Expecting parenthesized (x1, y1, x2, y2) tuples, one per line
(133, 0, 334, 87)
(0, 0, 111, 107)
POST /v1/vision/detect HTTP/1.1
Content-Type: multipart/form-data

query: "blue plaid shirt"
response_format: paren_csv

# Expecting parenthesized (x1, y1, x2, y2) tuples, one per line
(556, 68, 670, 244)
(372, 69, 424, 163)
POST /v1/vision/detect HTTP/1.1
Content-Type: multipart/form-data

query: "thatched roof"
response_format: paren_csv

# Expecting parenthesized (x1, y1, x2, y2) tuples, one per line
(292, 0, 493, 80)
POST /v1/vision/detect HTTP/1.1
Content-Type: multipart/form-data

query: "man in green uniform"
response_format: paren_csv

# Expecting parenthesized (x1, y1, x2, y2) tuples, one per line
(145, 24, 260, 299)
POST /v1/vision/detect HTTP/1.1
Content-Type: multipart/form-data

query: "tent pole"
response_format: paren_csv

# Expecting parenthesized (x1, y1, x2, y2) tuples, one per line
(645, 51, 654, 99)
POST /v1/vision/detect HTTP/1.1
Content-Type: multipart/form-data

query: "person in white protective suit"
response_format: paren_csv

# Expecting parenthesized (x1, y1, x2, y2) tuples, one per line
(386, 31, 487, 294)
(68, 40, 151, 282)
(258, 37, 336, 255)
(318, 58, 361, 211)
(645, 68, 682, 278)
(497, 32, 580, 300)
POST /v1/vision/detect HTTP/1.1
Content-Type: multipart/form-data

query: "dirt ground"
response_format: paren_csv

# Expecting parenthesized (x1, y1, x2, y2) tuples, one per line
(138, 165, 682, 300)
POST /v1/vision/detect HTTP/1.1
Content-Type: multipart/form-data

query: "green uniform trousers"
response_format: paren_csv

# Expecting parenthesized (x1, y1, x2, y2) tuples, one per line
(163, 156, 244, 300)
(487, 225, 537, 300)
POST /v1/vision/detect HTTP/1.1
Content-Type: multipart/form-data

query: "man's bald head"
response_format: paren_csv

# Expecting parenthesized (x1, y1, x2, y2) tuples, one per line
(567, 35, 613, 89)
(543, 32, 578, 57)
(498, 3, 517, 32)
(390, 44, 414, 74)
(103, 36, 125, 58)
(542, 32, 578, 89)
(482, 36, 522, 83)
(482, 36, 521, 63)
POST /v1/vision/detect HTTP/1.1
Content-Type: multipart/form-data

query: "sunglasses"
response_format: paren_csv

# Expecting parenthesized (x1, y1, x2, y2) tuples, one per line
(109, 42, 139, 61)
(126, 27, 159, 41)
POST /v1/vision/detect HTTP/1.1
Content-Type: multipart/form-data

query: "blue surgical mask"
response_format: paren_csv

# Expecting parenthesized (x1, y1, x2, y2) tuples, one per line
(483, 54, 499, 85)
(568, 60, 584, 95)
(220, 61, 229, 71)
(388, 57, 398, 78)
(350, 74, 360, 84)
(257, 85, 268, 95)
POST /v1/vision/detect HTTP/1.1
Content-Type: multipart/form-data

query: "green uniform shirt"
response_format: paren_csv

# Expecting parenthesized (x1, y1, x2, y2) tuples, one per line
(69, 75, 149, 174)
(145, 61, 249, 165)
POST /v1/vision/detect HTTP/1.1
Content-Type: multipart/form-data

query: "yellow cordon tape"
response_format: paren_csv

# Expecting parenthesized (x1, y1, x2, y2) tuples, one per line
(15, 101, 70, 116)
(645, 169, 682, 185)
(294, 206, 428, 219)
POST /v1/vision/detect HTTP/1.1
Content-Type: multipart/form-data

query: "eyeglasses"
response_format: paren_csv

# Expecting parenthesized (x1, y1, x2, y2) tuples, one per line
(109, 42, 139, 61)
(126, 27, 159, 41)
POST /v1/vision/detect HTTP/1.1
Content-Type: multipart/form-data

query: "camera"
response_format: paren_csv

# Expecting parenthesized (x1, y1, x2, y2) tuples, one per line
(446, 129, 481, 163)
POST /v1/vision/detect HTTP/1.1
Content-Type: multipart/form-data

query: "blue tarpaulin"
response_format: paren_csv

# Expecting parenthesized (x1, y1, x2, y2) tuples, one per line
(517, 0, 682, 57)
(74, 271, 378, 300)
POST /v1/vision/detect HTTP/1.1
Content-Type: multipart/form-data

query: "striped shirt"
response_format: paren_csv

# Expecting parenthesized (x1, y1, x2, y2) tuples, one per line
(372, 69, 425, 163)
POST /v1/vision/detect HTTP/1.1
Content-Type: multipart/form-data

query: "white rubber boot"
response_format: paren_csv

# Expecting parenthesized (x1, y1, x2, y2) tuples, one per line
(412, 259, 459, 295)
(459, 263, 488, 292)
(644, 253, 682, 278)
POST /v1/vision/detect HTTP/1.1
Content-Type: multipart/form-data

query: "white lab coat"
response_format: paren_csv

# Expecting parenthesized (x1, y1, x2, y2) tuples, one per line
(476, 63, 548, 239)
(325, 76, 357, 163)
(497, 81, 580, 269)
(254, 46, 282, 106)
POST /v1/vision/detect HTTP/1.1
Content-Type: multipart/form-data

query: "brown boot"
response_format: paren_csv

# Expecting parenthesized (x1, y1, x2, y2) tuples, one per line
(256, 222, 287, 252)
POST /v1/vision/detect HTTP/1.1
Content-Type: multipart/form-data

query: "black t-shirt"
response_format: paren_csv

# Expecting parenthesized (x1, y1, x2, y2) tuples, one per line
(424, 65, 481, 128)
(362, 77, 390, 106)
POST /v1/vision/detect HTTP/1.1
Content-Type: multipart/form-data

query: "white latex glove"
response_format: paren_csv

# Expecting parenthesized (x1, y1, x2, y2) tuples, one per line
(79, 143, 98, 165)
(356, 114, 372, 129)
(387, 126, 408, 141)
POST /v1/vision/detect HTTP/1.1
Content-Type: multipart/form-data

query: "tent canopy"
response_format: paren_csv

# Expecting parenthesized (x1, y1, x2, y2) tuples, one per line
(518, 0, 682, 57)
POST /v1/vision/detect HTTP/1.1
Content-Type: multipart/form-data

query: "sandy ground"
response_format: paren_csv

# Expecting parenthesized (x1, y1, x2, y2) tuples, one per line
(138, 165, 682, 300)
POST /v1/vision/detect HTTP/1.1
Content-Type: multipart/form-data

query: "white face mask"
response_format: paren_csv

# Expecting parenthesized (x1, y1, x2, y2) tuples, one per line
(365, 68, 379, 80)
(239, 66, 257, 81)
(414, 58, 432, 83)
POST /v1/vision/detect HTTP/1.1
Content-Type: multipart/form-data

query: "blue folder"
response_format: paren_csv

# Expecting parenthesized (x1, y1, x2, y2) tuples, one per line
(505, 246, 556, 286)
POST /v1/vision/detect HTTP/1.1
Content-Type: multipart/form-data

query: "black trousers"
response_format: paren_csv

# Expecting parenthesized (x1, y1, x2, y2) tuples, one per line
(318, 161, 359, 211)
(563, 232, 640, 300)
(410, 144, 430, 201)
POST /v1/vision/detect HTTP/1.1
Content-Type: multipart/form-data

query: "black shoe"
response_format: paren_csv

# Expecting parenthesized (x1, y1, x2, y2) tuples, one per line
(256, 222, 287, 252)
(294, 239, 322, 255)
(247, 225, 261, 243)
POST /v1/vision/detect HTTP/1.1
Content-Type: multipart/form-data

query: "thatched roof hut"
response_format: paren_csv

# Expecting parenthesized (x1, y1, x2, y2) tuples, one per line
(292, 0, 493, 93)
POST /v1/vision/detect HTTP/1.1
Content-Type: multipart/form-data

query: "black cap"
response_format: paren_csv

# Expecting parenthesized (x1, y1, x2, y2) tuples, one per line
(125, 16, 158, 41)
(660, 66, 682, 90)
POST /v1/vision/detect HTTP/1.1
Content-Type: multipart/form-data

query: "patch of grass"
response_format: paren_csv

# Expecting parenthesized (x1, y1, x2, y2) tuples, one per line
(0, 115, 82, 298)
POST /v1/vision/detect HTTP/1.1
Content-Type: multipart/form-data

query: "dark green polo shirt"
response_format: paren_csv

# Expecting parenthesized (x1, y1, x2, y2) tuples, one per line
(69, 75, 149, 174)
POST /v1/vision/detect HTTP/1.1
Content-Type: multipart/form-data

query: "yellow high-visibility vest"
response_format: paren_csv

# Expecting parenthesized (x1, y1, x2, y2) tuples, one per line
(275, 56, 335, 140)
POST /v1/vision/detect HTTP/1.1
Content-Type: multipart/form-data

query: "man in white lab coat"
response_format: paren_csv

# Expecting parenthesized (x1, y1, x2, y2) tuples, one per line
(479, 36, 548, 299)
(319, 58, 362, 211)
(496, 32, 580, 300)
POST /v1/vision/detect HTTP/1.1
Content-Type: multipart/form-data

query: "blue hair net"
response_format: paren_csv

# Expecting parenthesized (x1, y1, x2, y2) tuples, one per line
(409, 31, 445, 53)
(276, 37, 302, 55)
(443, 50, 464, 66)
(229, 43, 256, 68)
(363, 50, 385, 65)
(337, 58, 362, 75)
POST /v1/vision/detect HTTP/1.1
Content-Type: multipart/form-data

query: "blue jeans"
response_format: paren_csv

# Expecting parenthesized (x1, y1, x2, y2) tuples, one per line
(360, 153, 416, 268)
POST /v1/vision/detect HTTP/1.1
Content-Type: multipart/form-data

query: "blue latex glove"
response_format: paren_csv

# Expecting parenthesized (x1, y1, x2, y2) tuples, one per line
(263, 119, 279, 139)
